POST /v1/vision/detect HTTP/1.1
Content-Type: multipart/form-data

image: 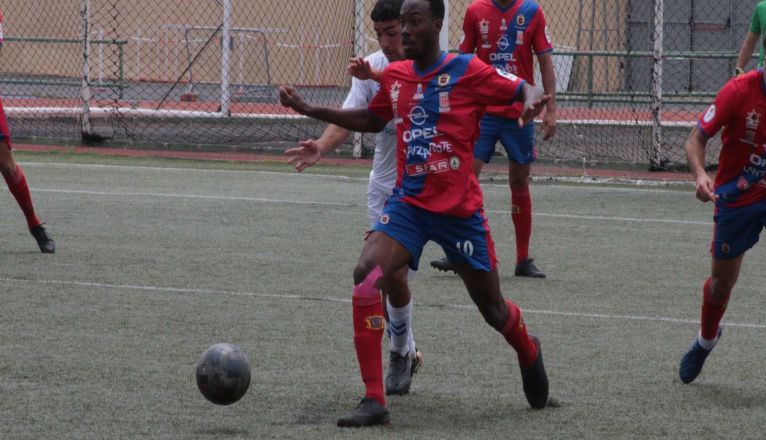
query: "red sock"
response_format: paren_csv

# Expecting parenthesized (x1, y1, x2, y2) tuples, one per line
(500, 300, 538, 368)
(352, 267, 386, 407)
(700, 277, 729, 340)
(4, 165, 41, 229)
(511, 184, 532, 264)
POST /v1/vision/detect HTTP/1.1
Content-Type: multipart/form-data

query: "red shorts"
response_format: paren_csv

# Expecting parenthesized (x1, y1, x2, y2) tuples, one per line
(0, 98, 11, 149)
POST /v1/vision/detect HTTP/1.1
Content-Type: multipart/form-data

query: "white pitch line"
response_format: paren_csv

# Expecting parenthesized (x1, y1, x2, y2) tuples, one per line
(34, 188, 359, 207)
(1, 277, 762, 330)
(30, 187, 710, 226)
(20, 161, 693, 195)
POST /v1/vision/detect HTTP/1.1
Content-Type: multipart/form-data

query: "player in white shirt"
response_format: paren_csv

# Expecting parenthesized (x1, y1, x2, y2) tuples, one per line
(284, 0, 422, 397)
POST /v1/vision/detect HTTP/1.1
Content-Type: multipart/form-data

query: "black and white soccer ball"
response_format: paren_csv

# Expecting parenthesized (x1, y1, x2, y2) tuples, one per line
(195, 343, 251, 405)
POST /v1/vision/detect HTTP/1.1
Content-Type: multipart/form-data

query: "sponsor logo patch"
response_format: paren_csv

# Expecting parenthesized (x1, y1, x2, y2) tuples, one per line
(703, 104, 716, 123)
(406, 159, 451, 176)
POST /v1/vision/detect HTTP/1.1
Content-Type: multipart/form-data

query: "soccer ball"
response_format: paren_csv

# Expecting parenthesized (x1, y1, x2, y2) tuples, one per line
(195, 343, 251, 405)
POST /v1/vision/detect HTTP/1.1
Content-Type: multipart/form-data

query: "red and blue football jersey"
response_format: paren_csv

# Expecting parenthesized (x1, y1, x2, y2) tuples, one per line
(459, 0, 552, 120)
(367, 52, 526, 218)
(698, 68, 766, 208)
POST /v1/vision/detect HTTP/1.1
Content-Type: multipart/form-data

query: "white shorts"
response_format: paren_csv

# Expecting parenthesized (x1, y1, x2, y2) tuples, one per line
(367, 185, 390, 230)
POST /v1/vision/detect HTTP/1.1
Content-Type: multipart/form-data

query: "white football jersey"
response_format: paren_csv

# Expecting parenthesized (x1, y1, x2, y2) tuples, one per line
(341, 50, 396, 195)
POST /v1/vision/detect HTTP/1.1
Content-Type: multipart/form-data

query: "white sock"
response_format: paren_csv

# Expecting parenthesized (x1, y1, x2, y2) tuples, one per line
(697, 330, 719, 351)
(387, 299, 413, 356)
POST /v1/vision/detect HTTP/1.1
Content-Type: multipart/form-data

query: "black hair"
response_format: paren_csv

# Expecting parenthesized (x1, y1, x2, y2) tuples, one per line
(427, 0, 445, 20)
(371, 0, 404, 22)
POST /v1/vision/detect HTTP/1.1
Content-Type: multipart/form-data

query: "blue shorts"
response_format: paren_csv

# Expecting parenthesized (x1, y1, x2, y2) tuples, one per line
(712, 199, 766, 259)
(473, 114, 536, 164)
(372, 199, 497, 272)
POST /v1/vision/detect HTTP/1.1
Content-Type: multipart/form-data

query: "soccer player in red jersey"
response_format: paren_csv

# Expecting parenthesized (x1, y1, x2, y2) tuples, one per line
(0, 10, 55, 253)
(280, 0, 550, 426)
(430, 0, 556, 278)
(285, 0, 424, 397)
(679, 47, 766, 383)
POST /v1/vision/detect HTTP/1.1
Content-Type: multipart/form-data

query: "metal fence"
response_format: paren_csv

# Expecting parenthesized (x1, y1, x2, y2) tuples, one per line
(0, 0, 761, 167)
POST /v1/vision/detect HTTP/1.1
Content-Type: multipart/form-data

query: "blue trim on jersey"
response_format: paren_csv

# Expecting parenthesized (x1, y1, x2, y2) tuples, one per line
(696, 121, 713, 139)
(715, 147, 766, 203)
(414, 51, 448, 77)
(398, 55, 473, 200)
(491, 0, 539, 70)
(535, 47, 554, 56)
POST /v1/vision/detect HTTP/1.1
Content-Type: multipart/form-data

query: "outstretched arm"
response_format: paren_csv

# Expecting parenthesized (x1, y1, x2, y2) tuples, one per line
(279, 86, 387, 133)
(685, 126, 716, 203)
(284, 125, 351, 172)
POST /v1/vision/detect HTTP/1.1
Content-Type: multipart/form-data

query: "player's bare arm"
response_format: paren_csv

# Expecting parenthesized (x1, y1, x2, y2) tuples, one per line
(684, 126, 717, 203)
(518, 83, 550, 128)
(735, 31, 759, 75)
(285, 125, 351, 172)
(537, 52, 557, 139)
(279, 85, 387, 133)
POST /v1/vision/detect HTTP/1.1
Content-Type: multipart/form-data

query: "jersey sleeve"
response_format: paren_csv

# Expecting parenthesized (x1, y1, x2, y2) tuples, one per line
(467, 57, 526, 106)
(532, 8, 553, 55)
(458, 7, 477, 54)
(367, 75, 394, 123)
(751, 5, 763, 34)
(342, 76, 372, 109)
(697, 80, 740, 138)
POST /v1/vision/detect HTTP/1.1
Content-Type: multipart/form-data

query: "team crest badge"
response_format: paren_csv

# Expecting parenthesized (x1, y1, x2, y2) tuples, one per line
(449, 156, 460, 170)
(516, 15, 525, 26)
(380, 214, 390, 224)
(721, 243, 730, 254)
(438, 73, 450, 87)
(365, 315, 386, 330)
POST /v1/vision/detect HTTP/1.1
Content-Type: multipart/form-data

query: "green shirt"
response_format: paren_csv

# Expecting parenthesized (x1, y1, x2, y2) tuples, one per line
(750, 1, 766, 67)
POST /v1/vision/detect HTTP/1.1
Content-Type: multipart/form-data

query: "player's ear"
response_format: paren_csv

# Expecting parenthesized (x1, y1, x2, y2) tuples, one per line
(434, 18, 443, 34)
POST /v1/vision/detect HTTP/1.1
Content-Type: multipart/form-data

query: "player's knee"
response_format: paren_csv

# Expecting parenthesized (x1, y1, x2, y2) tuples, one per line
(477, 302, 506, 331)
(709, 277, 734, 302)
(353, 260, 381, 287)
(509, 177, 529, 188)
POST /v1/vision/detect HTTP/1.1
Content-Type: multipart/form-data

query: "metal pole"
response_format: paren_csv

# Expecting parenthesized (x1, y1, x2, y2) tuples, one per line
(221, 0, 232, 116)
(354, 0, 366, 57)
(352, 0, 365, 158)
(651, 0, 664, 168)
(80, 0, 94, 139)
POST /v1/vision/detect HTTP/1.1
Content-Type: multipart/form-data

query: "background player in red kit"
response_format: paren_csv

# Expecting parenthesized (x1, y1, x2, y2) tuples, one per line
(280, 0, 550, 427)
(0, 10, 55, 253)
(679, 40, 766, 383)
(430, 0, 556, 277)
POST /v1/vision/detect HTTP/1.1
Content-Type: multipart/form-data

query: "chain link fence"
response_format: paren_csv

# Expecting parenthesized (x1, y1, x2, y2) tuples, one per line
(0, 0, 759, 167)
